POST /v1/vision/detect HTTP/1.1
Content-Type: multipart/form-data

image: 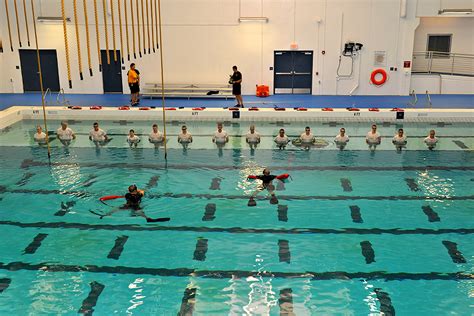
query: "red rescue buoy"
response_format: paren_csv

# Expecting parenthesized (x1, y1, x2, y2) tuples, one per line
(370, 69, 388, 86)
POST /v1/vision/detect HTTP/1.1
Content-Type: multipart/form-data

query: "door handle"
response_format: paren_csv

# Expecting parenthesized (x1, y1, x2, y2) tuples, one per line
(275, 72, 292, 75)
(117, 72, 121, 75)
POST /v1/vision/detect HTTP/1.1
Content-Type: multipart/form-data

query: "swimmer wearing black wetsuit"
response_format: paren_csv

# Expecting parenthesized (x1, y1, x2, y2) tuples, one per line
(248, 168, 279, 206)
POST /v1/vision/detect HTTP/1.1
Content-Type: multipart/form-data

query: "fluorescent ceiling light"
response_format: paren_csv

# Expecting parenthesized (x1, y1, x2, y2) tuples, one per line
(238, 17, 269, 22)
(37, 16, 71, 22)
(438, 9, 472, 15)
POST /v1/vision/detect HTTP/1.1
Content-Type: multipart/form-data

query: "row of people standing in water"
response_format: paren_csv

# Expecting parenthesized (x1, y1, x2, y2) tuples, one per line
(33, 121, 440, 150)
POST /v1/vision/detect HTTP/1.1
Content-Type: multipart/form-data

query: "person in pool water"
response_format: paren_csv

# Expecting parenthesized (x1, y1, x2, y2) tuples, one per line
(92, 185, 169, 223)
(248, 168, 279, 207)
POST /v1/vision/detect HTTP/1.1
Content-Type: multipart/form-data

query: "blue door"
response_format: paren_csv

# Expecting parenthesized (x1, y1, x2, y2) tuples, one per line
(274, 50, 313, 94)
(19, 49, 60, 92)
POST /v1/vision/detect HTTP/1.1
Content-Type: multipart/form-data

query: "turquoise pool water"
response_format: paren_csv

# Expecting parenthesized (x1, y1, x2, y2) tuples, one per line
(0, 120, 473, 315)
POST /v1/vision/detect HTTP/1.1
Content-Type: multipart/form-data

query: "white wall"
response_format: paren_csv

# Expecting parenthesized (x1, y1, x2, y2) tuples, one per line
(414, 17, 474, 54)
(410, 74, 474, 94)
(0, 0, 423, 95)
(417, 0, 474, 16)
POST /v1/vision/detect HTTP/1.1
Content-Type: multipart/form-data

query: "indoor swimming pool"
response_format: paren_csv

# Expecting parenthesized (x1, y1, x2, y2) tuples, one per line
(0, 119, 472, 315)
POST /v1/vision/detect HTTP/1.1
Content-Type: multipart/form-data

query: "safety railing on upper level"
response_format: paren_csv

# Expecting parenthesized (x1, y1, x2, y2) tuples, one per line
(412, 51, 474, 77)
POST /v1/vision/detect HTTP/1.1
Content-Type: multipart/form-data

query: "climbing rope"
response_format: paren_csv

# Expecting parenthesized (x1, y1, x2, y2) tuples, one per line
(92, 0, 102, 71)
(30, 0, 51, 159)
(73, 0, 84, 80)
(130, 0, 136, 59)
(136, 0, 141, 57)
(13, 0, 22, 47)
(4, 0, 14, 51)
(145, 0, 150, 54)
(124, 0, 130, 61)
(102, 0, 110, 64)
(22, 0, 30, 46)
(118, 0, 125, 63)
(110, 0, 117, 62)
(154, 0, 159, 49)
(141, 0, 146, 54)
(150, 0, 155, 52)
(82, 0, 93, 76)
(157, 0, 167, 159)
(61, 0, 72, 88)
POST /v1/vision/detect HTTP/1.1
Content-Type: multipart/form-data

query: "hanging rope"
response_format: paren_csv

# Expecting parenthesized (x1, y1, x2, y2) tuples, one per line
(136, 0, 141, 57)
(22, 0, 30, 46)
(141, 0, 146, 55)
(124, 0, 130, 61)
(13, 0, 22, 47)
(73, 0, 83, 80)
(154, 0, 158, 49)
(130, 0, 136, 59)
(118, 0, 125, 63)
(93, 0, 102, 71)
(102, 0, 110, 64)
(157, 0, 167, 159)
(83, 0, 93, 76)
(61, 0, 72, 88)
(31, 0, 51, 159)
(150, 0, 154, 53)
(4, 0, 14, 51)
(110, 0, 117, 62)
(145, 0, 150, 54)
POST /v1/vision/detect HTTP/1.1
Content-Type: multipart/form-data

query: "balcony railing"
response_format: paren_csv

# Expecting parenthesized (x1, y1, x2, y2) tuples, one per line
(412, 51, 474, 77)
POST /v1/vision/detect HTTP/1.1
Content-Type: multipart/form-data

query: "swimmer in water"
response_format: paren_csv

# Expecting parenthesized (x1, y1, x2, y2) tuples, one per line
(366, 124, 381, 150)
(274, 128, 290, 149)
(392, 128, 407, 151)
(334, 128, 349, 150)
(178, 125, 193, 149)
(91, 185, 169, 223)
(57, 121, 76, 146)
(127, 129, 140, 148)
(212, 122, 229, 145)
(89, 122, 109, 146)
(298, 126, 316, 150)
(424, 129, 438, 150)
(246, 124, 261, 149)
(34, 125, 47, 145)
(247, 168, 279, 207)
(148, 124, 164, 145)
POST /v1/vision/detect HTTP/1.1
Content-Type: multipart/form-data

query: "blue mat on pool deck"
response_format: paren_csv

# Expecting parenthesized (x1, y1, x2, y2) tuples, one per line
(0, 93, 473, 110)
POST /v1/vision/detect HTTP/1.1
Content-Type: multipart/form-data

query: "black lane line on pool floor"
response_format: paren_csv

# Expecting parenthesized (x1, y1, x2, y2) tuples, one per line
(340, 178, 353, 192)
(4, 186, 474, 201)
(374, 288, 395, 316)
(0, 262, 471, 281)
(453, 140, 469, 149)
(193, 238, 208, 261)
(179, 287, 196, 316)
(15, 172, 35, 187)
(2, 220, 474, 235)
(350, 206, 363, 223)
(202, 203, 216, 221)
(78, 281, 105, 315)
(23, 233, 48, 254)
(360, 241, 375, 264)
(81, 174, 98, 188)
(279, 288, 294, 315)
(107, 236, 129, 260)
(279, 240, 291, 264)
(0, 278, 11, 293)
(20, 159, 474, 172)
(145, 175, 160, 190)
(405, 178, 420, 191)
(422, 206, 440, 222)
(54, 201, 76, 216)
(442, 241, 466, 264)
(278, 205, 288, 222)
(209, 178, 221, 190)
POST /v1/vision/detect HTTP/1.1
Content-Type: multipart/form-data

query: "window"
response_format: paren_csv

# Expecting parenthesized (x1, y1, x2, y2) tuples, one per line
(427, 34, 452, 58)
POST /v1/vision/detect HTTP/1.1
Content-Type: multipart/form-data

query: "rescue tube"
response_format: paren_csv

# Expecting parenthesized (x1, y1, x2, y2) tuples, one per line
(296, 107, 307, 111)
(370, 69, 387, 86)
(369, 108, 380, 112)
(276, 173, 290, 180)
(99, 195, 124, 201)
(229, 107, 240, 111)
(322, 107, 333, 111)
(165, 107, 177, 110)
(90, 105, 102, 110)
(139, 107, 151, 110)
(118, 106, 130, 110)
(249, 107, 259, 111)
(274, 107, 286, 111)
(192, 107, 205, 111)
(347, 107, 360, 111)
(391, 107, 404, 111)
(69, 106, 82, 110)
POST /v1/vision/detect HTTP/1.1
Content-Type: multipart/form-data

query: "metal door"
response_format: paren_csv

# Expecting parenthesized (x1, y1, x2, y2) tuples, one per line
(19, 49, 60, 92)
(274, 50, 313, 94)
(101, 50, 123, 93)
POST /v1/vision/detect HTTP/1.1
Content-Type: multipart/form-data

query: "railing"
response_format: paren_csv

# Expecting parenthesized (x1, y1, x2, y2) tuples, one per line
(412, 51, 474, 77)
(56, 88, 70, 106)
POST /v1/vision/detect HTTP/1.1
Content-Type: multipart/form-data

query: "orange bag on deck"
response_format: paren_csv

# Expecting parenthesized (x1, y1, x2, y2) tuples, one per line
(256, 85, 269, 97)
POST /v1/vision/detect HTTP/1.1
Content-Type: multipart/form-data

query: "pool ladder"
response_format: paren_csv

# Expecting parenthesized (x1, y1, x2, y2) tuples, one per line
(56, 89, 70, 107)
(407, 90, 417, 107)
(425, 90, 432, 109)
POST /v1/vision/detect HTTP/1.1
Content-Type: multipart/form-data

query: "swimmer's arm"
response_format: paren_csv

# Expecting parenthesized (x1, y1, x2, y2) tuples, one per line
(189, 136, 193, 143)
(138, 189, 145, 196)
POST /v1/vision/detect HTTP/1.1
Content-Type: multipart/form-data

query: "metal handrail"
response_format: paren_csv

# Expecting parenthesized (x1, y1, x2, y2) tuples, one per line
(412, 51, 474, 76)
(56, 88, 69, 106)
(407, 89, 417, 107)
(43, 88, 51, 105)
(426, 90, 432, 109)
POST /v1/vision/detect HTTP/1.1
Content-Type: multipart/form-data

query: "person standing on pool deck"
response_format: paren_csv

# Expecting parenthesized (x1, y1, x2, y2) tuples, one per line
(248, 168, 279, 206)
(230, 66, 243, 108)
(334, 128, 349, 150)
(89, 122, 109, 146)
(366, 124, 381, 150)
(57, 121, 76, 146)
(127, 63, 140, 106)
(424, 129, 438, 150)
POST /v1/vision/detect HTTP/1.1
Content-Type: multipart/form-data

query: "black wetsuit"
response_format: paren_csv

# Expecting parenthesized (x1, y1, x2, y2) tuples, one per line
(124, 192, 143, 209)
(257, 175, 276, 186)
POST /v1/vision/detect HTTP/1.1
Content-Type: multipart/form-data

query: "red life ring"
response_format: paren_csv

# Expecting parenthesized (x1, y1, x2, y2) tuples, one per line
(370, 69, 387, 86)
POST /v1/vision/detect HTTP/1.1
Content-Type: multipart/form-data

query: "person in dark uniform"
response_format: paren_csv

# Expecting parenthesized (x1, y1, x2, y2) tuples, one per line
(247, 168, 279, 206)
(230, 65, 243, 108)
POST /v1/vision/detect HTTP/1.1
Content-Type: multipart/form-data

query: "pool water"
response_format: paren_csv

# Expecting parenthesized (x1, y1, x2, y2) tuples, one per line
(0, 120, 473, 315)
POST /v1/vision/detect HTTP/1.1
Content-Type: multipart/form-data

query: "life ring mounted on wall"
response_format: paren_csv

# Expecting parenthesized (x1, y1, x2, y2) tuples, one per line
(370, 69, 388, 86)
